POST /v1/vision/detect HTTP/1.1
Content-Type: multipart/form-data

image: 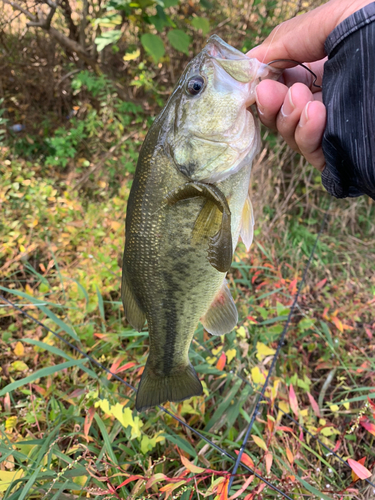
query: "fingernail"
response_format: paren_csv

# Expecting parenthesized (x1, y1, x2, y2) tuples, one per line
(299, 101, 311, 127)
(280, 88, 295, 117)
(255, 87, 264, 115)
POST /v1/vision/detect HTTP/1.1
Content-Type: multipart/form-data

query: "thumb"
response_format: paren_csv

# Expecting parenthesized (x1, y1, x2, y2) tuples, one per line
(247, 0, 345, 64)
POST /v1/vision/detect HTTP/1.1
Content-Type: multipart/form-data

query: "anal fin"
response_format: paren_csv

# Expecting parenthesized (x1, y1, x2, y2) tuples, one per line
(200, 280, 238, 335)
(240, 194, 254, 251)
(121, 269, 146, 332)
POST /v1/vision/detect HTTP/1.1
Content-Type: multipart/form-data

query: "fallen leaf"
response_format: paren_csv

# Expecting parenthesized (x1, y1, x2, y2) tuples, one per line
(360, 417, 375, 436)
(256, 342, 276, 361)
(307, 392, 321, 417)
(348, 458, 371, 481)
(13, 342, 24, 357)
(216, 352, 226, 371)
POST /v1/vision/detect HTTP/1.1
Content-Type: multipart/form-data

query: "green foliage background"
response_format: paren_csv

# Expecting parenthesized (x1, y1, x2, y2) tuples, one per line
(0, 0, 375, 498)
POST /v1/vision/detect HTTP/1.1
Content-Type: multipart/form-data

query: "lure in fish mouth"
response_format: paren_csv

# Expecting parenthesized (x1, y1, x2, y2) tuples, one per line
(122, 35, 279, 412)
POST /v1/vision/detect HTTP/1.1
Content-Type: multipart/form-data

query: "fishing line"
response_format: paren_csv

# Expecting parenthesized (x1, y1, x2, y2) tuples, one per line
(266, 59, 323, 89)
(0, 294, 295, 500)
(195, 343, 375, 491)
(227, 205, 331, 492)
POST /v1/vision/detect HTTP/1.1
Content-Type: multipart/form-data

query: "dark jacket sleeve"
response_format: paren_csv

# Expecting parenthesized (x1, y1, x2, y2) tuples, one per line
(321, 2, 375, 200)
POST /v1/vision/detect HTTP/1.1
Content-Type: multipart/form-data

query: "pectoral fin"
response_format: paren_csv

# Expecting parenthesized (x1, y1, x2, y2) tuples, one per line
(121, 268, 146, 332)
(201, 279, 238, 335)
(165, 181, 233, 272)
(192, 200, 221, 244)
(240, 194, 254, 251)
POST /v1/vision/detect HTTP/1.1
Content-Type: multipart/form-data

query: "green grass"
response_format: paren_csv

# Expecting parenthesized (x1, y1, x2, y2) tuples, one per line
(1, 139, 375, 499)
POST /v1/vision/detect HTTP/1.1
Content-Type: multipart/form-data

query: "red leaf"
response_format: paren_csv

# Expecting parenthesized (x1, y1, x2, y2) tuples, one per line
(116, 475, 144, 489)
(289, 278, 298, 295)
(360, 417, 375, 436)
(217, 478, 229, 500)
(216, 352, 226, 371)
(315, 278, 327, 290)
(348, 458, 371, 480)
(286, 447, 294, 465)
(289, 384, 299, 417)
(265, 452, 273, 474)
(276, 426, 295, 433)
(307, 392, 321, 417)
(84, 407, 95, 440)
(331, 316, 343, 332)
(235, 450, 254, 469)
(368, 397, 375, 411)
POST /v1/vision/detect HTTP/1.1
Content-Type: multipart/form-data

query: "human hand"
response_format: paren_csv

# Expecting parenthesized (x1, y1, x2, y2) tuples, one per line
(248, 0, 374, 171)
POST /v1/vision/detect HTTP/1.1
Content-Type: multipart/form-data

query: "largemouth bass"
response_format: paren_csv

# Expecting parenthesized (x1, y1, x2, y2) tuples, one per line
(122, 35, 277, 411)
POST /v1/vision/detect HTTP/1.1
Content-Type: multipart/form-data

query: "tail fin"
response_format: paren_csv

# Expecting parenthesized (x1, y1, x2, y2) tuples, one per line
(135, 362, 203, 412)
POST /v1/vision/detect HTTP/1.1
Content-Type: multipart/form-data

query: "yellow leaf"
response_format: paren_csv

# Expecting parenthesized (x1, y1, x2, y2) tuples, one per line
(14, 342, 24, 357)
(226, 348, 237, 364)
(5, 417, 17, 431)
(32, 219, 39, 227)
(251, 434, 267, 451)
(25, 284, 33, 296)
(251, 366, 266, 385)
(320, 426, 340, 436)
(110, 221, 121, 231)
(10, 361, 28, 372)
(212, 346, 222, 356)
(342, 401, 350, 410)
(124, 49, 140, 61)
(279, 401, 289, 413)
(95, 400, 143, 439)
(256, 342, 276, 361)
(330, 404, 340, 412)
(0, 470, 24, 492)
(236, 326, 247, 338)
(19, 244, 26, 253)
(141, 432, 165, 454)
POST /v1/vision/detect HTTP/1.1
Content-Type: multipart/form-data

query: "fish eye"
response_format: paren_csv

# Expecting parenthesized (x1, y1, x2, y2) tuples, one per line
(186, 75, 205, 96)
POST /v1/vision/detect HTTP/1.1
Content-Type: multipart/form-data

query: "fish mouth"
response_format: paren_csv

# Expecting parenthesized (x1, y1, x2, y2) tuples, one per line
(204, 34, 281, 85)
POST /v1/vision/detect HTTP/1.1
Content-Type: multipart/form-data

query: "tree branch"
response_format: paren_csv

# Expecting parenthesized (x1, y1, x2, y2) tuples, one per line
(1, 0, 100, 72)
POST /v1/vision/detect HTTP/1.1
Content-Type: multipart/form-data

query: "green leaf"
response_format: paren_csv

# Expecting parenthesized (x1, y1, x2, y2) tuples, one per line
(21, 339, 98, 380)
(141, 33, 165, 63)
(191, 17, 210, 35)
(95, 30, 122, 52)
(0, 359, 88, 396)
(167, 29, 191, 55)
(163, 0, 179, 6)
(200, 0, 213, 8)
(163, 433, 196, 456)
